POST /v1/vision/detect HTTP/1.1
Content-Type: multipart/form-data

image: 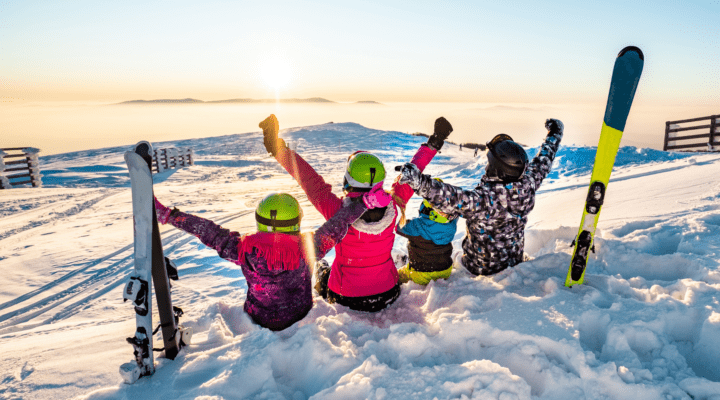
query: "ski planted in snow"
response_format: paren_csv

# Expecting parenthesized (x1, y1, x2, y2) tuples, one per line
(120, 142, 191, 384)
(565, 46, 644, 287)
(120, 150, 156, 383)
(134, 141, 185, 361)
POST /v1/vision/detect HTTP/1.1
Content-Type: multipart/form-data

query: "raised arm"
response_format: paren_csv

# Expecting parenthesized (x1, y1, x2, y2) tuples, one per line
(392, 117, 452, 202)
(392, 144, 437, 203)
(306, 183, 392, 260)
(155, 198, 240, 262)
(311, 201, 367, 259)
(412, 172, 489, 218)
(525, 119, 564, 189)
(260, 115, 341, 220)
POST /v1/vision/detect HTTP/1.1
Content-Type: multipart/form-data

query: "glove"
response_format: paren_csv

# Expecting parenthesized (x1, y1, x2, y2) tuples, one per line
(155, 197, 172, 224)
(545, 118, 564, 136)
(427, 117, 453, 150)
(397, 163, 422, 189)
(259, 114, 285, 156)
(363, 182, 393, 209)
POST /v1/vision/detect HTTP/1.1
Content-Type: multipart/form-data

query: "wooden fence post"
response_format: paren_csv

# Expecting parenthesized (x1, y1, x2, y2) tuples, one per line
(162, 149, 169, 171)
(147, 146, 195, 172)
(155, 148, 165, 173)
(0, 150, 10, 189)
(664, 115, 720, 152)
(24, 147, 42, 187)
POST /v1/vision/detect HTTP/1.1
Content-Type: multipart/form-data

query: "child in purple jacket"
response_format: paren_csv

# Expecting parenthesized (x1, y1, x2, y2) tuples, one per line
(154, 186, 391, 331)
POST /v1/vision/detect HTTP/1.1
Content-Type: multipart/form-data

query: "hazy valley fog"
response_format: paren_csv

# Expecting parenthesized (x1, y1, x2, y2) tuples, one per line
(2, 101, 712, 156)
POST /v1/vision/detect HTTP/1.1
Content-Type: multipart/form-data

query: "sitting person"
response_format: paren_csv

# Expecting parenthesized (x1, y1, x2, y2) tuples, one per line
(395, 178, 459, 285)
(153, 186, 391, 330)
(260, 114, 453, 312)
(397, 119, 564, 276)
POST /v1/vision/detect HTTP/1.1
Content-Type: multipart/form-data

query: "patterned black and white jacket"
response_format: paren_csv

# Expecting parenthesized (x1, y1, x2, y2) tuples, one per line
(413, 130, 563, 275)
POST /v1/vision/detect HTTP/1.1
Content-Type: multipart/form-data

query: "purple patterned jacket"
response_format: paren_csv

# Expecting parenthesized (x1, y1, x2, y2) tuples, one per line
(161, 201, 368, 331)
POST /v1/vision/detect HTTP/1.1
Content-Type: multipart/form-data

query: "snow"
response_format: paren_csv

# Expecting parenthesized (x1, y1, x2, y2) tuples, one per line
(2, 122, 720, 400)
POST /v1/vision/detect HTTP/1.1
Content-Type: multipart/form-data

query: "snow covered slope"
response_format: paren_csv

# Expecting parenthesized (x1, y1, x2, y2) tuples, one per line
(1, 122, 720, 399)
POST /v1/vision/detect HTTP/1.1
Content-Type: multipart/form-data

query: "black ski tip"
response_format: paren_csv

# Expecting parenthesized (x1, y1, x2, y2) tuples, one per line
(134, 141, 153, 158)
(618, 46, 644, 61)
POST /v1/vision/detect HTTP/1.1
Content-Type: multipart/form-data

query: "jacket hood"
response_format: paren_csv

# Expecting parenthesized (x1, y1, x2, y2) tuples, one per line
(342, 197, 396, 235)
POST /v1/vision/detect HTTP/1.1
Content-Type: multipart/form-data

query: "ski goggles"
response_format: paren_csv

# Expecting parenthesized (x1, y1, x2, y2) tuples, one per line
(420, 200, 450, 224)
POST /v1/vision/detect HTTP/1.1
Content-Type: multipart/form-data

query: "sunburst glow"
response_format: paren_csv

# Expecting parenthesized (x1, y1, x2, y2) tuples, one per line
(260, 58, 292, 91)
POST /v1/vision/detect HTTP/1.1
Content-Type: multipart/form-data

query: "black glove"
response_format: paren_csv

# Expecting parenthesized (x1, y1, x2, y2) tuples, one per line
(545, 118, 564, 136)
(427, 117, 453, 150)
(259, 114, 285, 156)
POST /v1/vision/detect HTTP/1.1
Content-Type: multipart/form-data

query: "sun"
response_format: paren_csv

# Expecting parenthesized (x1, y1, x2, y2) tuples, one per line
(260, 57, 292, 92)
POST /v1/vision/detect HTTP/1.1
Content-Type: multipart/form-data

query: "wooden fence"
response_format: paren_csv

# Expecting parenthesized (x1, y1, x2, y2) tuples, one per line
(663, 115, 719, 151)
(153, 147, 194, 173)
(0, 147, 42, 189)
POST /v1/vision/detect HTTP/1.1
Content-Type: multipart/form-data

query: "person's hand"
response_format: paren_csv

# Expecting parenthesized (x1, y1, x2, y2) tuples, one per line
(259, 114, 284, 155)
(427, 117, 453, 150)
(363, 182, 393, 209)
(397, 163, 422, 189)
(155, 196, 172, 224)
(545, 118, 564, 135)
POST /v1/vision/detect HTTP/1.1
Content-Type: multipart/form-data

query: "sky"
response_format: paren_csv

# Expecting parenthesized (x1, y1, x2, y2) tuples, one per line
(1, 0, 719, 105)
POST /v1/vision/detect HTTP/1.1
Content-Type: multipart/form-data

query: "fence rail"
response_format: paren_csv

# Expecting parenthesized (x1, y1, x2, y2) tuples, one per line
(0, 147, 42, 189)
(664, 115, 719, 151)
(153, 147, 194, 173)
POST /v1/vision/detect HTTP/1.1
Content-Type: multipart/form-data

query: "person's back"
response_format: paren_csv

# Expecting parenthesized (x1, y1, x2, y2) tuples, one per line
(396, 190, 459, 285)
(398, 119, 564, 276)
(261, 114, 454, 311)
(154, 192, 376, 330)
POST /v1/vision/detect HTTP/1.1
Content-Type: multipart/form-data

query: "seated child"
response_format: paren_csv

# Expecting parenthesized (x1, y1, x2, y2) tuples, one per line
(154, 185, 391, 331)
(395, 178, 459, 285)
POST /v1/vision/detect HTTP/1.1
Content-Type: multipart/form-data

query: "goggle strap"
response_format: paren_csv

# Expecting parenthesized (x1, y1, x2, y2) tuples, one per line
(255, 212, 300, 228)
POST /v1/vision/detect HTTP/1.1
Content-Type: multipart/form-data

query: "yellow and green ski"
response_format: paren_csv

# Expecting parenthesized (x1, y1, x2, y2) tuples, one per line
(566, 46, 644, 287)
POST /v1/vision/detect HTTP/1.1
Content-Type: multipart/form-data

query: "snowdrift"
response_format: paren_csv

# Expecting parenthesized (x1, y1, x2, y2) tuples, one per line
(1, 123, 720, 400)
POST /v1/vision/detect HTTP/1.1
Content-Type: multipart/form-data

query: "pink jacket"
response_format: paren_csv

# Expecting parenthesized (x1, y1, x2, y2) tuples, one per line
(275, 144, 436, 297)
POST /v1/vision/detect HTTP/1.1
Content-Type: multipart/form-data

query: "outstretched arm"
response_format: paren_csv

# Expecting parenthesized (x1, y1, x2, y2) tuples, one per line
(311, 201, 367, 259)
(307, 183, 392, 259)
(392, 117, 453, 202)
(155, 198, 240, 262)
(526, 119, 564, 188)
(414, 173, 489, 218)
(260, 115, 342, 220)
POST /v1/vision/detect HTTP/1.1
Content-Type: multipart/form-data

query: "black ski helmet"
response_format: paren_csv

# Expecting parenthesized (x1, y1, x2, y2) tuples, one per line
(485, 134, 528, 182)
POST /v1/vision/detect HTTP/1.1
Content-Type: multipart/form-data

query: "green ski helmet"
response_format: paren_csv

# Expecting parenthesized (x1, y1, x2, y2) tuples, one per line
(255, 193, 303, 233)
(343, 151, 386, 192)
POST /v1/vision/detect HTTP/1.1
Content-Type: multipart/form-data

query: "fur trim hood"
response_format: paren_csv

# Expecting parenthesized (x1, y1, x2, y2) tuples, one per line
(342, 197, 396, 235)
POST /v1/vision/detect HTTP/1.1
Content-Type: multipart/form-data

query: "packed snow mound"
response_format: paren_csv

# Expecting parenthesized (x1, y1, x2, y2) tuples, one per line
(2, 122, 720, 400)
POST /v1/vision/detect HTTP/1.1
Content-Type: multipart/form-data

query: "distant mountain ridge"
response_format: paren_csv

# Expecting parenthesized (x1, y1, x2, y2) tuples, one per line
(115, 98, 383, 105)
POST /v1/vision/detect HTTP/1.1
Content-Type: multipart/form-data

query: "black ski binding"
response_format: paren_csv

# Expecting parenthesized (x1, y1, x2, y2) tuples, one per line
(165, 257, 178, 281)
(123, 276, 149, 316)
(585, 182, 606, 214)
(570, 231, 593, 281)
(126, 327, 151, 368)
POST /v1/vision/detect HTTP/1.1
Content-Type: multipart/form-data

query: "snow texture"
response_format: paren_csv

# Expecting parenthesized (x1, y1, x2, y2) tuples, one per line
(1, 122, 720, 399)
